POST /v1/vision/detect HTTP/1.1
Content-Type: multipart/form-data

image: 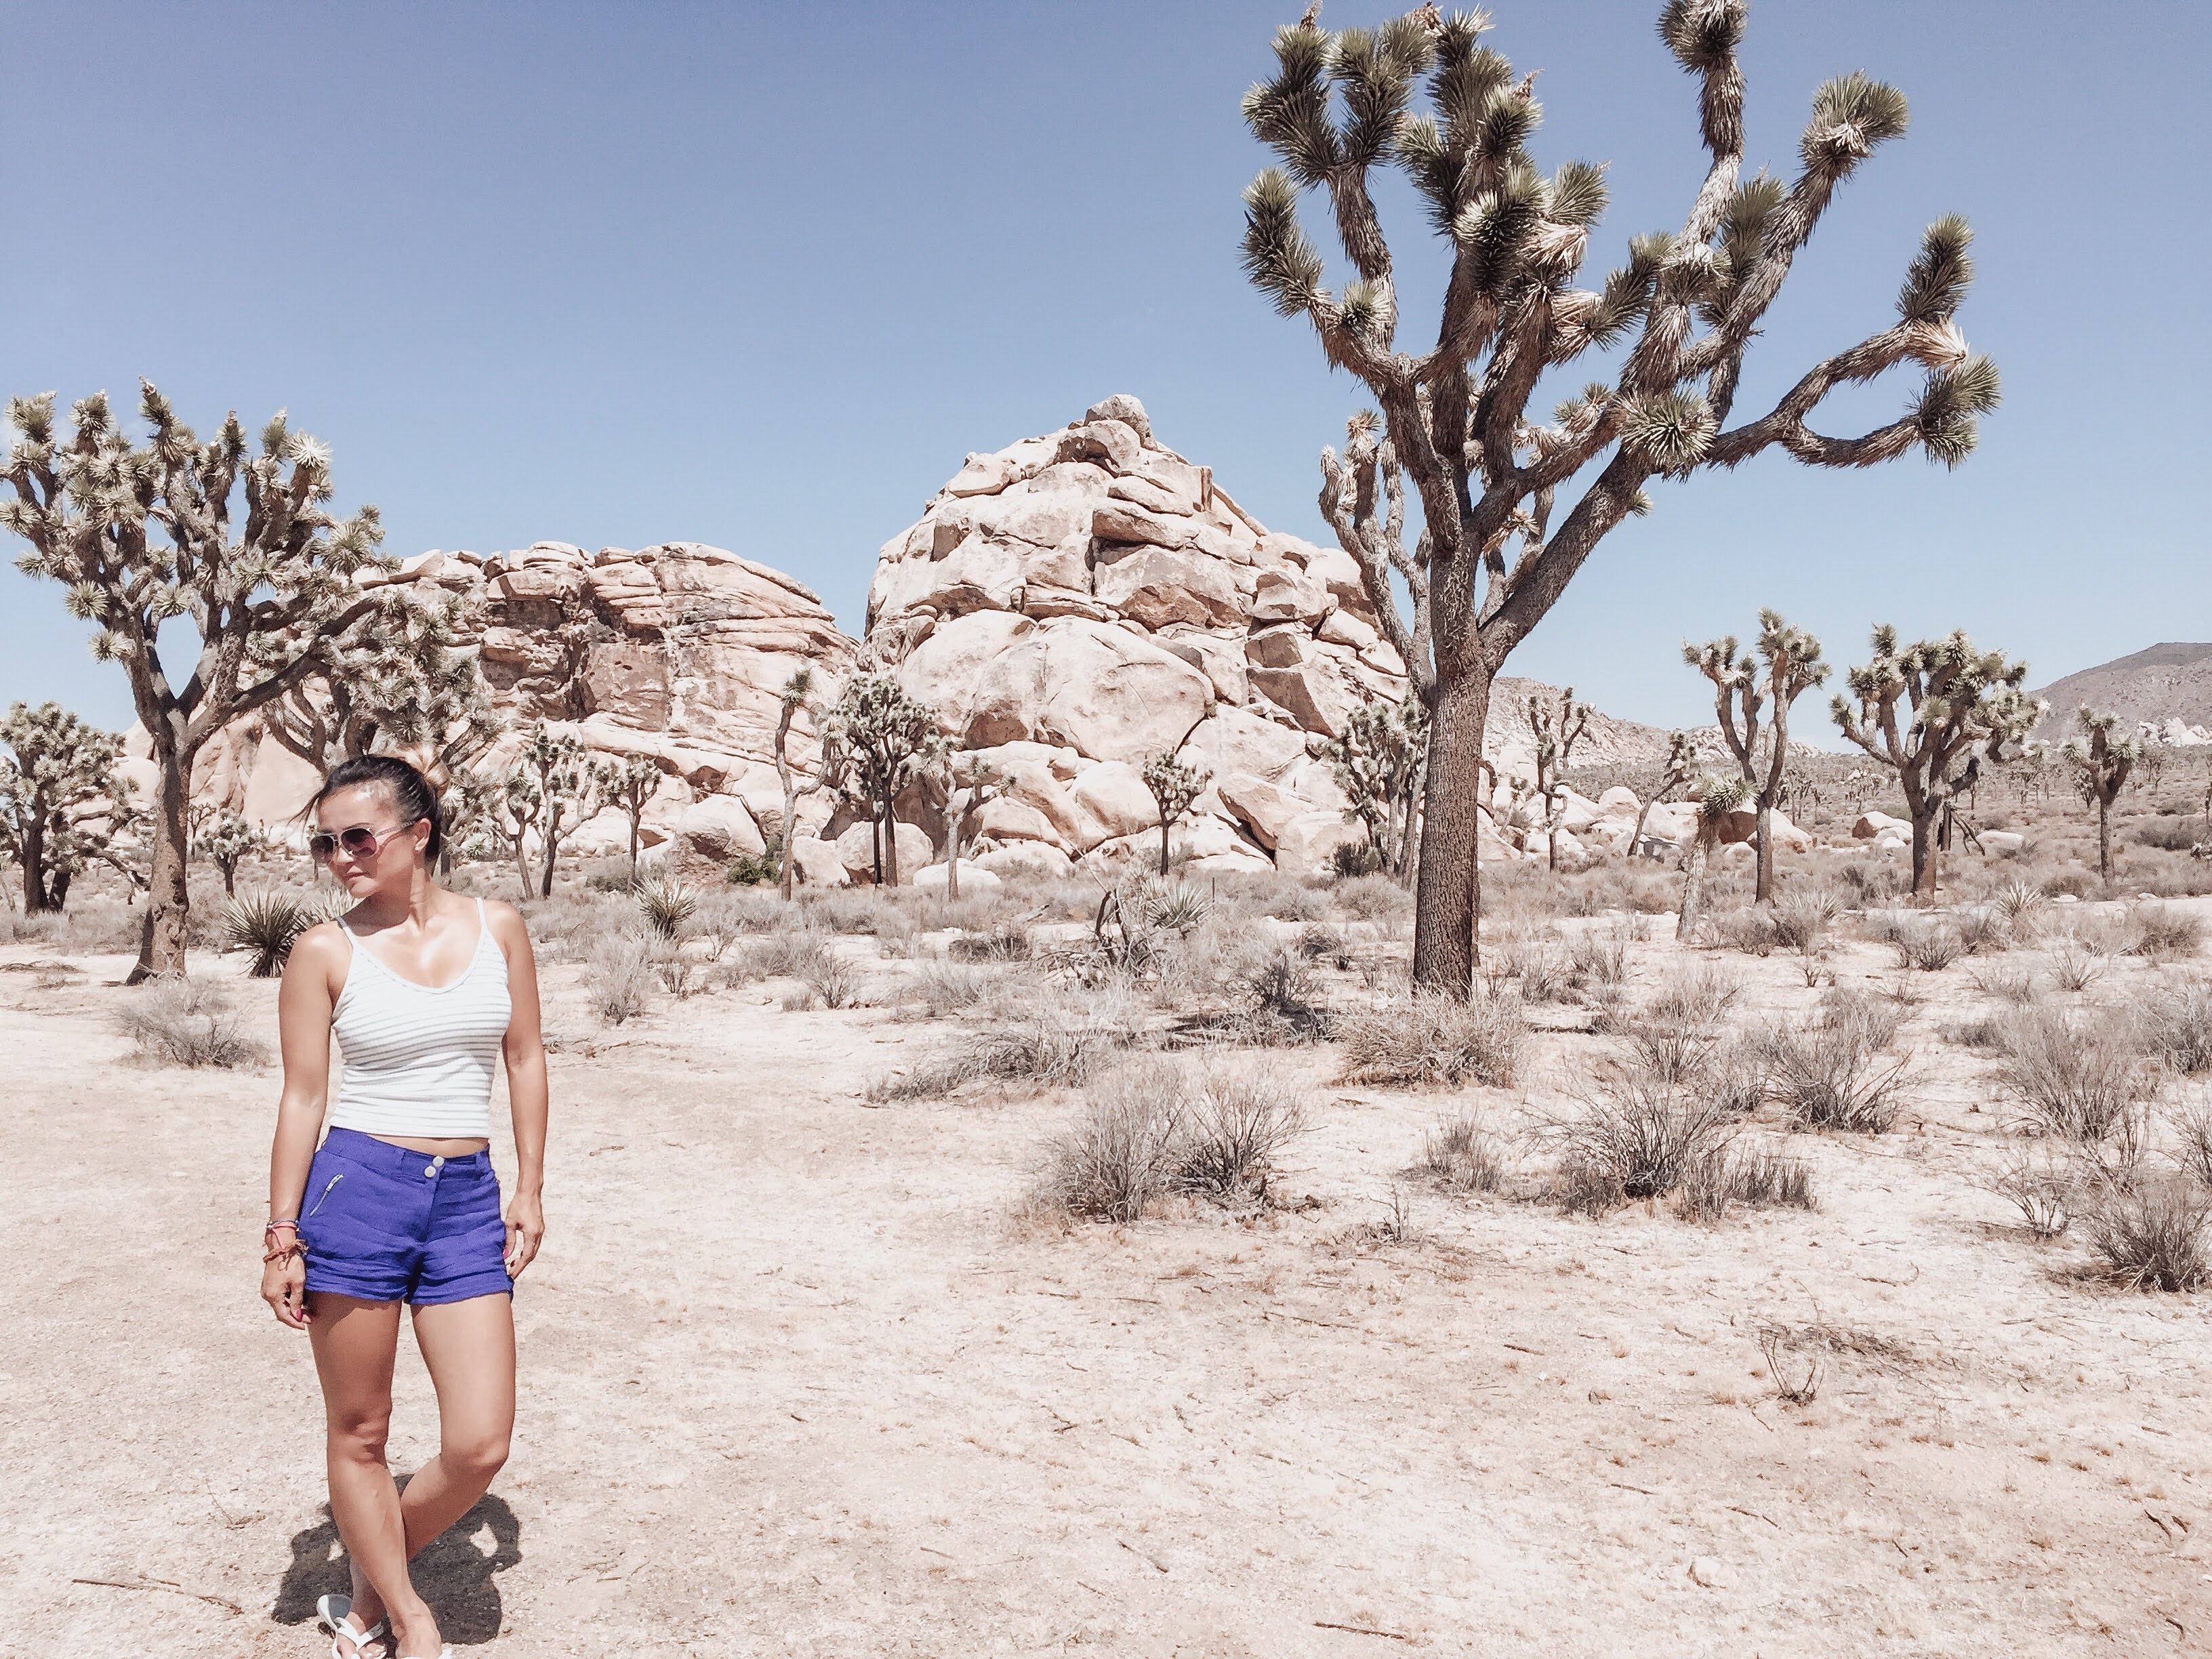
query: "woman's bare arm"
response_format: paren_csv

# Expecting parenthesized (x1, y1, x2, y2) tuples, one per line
(265, 920, 344, 1328)
(489, 901, 548, 1277)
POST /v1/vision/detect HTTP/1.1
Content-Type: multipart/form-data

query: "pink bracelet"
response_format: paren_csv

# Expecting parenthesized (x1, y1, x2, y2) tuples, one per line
(264, 1221, 300, 1234)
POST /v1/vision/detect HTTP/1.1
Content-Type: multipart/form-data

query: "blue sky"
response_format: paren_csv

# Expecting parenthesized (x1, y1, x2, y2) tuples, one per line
(3, 1, 2205, 740)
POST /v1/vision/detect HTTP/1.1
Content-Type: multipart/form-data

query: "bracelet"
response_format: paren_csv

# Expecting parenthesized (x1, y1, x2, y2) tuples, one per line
(262, 1239, 305, 1265)
(265, 1220, 299, 1233)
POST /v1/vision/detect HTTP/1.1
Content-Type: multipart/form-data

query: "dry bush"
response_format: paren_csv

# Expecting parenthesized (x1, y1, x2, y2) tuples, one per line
(1259, 884, 1332, 924)
(1993, 878, 2047, 934)
(1724, 1142, 1816, 1210)
(1758, 1326, 1825, 1406)
(1837, 858, 1903, 907)
(1646, 962, 1740, 1029)
(1226, 943, 1333, 1042)
(1617, 1021, 1718, 1086)
(1952, 907, 2011, 956)
(1969, 964, 2036, 1004)
(1296, 921, 1354, 968)
(2079, 1172, 2212, 1291)
(1422, 1109, 1506, 1193)
(584, 935, 655, 1025)
(873, 986, 1138, 1102)
(2129, 903, 2205, 962)
(946, 920, 1032, 962)
(692, 890, 775, 960)
(1891, 918, 1963, 972)
(1984, 1145, 2076, 1238)
(1711, 906, 1779, 957)
(787, 950, 868, 1011)
(724, 930, 832, 987)
(1492, 930, 1571, 1002)
(1174, 1052, 1309, 1202)
(1568, 924, 1630, 989)
(1759, 1019, 1910, 1133)
(1998, 1005, 2154, 1150)
(1542, 1072, 1739, 1207)
(905, 959, 996, 1017)
(802, 890, 913, 937)
(2142, 982, 2212, 1076)
(1817, 984, 1906, 1050)
(113, 977, 268, 1067)
(2046, 941, 2104, 993)
(1040, 1058, 1186, 1223)
(1940, 1013, 2005, 1050)
(1333, 874, 1414, 927)
(2171, 1097, 2212, 1188)
(1337, 987, 1525, 1089)
(1772, 888, 1843, 950)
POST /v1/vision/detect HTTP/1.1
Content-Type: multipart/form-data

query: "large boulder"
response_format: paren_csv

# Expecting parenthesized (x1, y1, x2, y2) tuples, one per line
(912, 862, 1004, 896)
(834, 820, 935, 885)
(1853, 810, 1911, 840)
(973, 842, 1077, 881)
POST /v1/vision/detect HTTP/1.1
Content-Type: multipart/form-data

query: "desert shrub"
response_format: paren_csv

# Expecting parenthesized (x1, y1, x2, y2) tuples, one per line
(1568, 924, 1629, 988)
(1952, 907, 2011, 956)
(1891, 919, 1963, 972)
(113, 977, 267, 1067)
(725, 836, 782, 886)
(906, 959, 995, 1016)
(1723, 1142, 1816, 1210)
(1333, 874, 1412, 925)
(2133, 815, 2200, 852)
(1616, 1021, 1719, 1087)
(224, 889, 334, 977)
(692, 890, 775, 960)
(1984, 1145, 2076, 1238)
(1940, 1013, 2005, 1050)
(947, 920, 1032, 962)
(1772, 888, 1843, 950)
(1337, 987, 1525, 1088)
(2129, 903, 2205, 962)
(1295, 922, 1354, 968)
(802, 890, 912, 937)
(1422, 1109, 1505, 1193)
(1174, 1053, 1308, 1202)
(1645, 962, 1740, 1030)
(2046, 941, 2104, 993)
(792, 950, 867, 1010)
(1543, 1074, 1738, 1207)
(1140, 879, 1211, 936)
(2040, 865, 2097, 899)
(1711, 905, 1779, 957)
(1817, 984, 1906, 1051)
(2079, 1172, 2212, 1291)
(1837, 858, 1902, 906)
(1759, 1019, 1909, 1133)
(1261, 884, 1331, 924)
(1993, 878, 2047, 932)
(1331, 839, 1388, 879)
(1969, 964, 2036, 1004)
(1997, 1006, 2154, 1151)
(648, 936, 705, 1000)
(1704, 1040, 1769, 1118)
(2171, 1098, 2212, 1189)
(2142, 983, 2212, 1076)
(874, 987, 1139, 1101)
(585, 869, 637, 896)
(1228, 943, 1332, 1042)
(1041, 1059, 1187, 1223)
(1758, 1326, 1826, 1406)
(584, 934, 655, 1025)
(723, 929, 831, 985)
(634, 876, 699, 940)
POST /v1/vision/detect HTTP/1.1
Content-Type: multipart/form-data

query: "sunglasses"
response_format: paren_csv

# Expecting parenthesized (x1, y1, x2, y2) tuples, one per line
(309, 819, 420, 865)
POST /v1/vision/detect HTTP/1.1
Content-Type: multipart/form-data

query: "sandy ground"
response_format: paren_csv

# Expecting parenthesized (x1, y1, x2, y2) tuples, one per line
(5, 905, 2212, 1658)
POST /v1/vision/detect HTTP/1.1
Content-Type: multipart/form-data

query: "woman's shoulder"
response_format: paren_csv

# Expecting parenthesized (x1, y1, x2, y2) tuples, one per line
(478, 896, 533, 942)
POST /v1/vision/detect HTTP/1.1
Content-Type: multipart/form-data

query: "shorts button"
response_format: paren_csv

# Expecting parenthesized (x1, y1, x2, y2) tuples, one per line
(424, 1164, 437, 1178)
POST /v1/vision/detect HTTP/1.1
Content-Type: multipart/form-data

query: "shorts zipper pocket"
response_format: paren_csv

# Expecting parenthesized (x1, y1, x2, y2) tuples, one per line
(305, 1173, 344, 1218)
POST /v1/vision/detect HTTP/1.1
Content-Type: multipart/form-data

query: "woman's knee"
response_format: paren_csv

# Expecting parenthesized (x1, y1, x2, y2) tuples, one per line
(443, 1429, 510, 1481)
(327, 1406, 393, 1462)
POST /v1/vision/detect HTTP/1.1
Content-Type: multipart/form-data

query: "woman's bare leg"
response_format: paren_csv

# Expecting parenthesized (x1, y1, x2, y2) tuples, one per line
(308, 1292, 443, 1657)
(340, 1293, 515, 1648)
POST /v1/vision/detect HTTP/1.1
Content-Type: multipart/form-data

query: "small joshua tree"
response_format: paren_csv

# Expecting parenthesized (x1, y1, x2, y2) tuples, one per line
(3, 386, 403, 977)
(1252, 3, 1999, 993)
(924, 751, 1014, 901)
(1629, 730, 1698, 858)
(489, 722, 611, 899)
(1325, 688, 1429, 882)
(1685, 610, 1828, 902)
(190, 808, 266, 898)
(1528, 687, 1591, 872)
(1833, 627, 2041, 897)
(0, 701, 136, 911)
(605, 751, 665, 882)
(1676, 773, 1750, 941)
(2063, 706, 2140, 884)
(825, 670, 939, 887)
(1140, 750, 1210, 878)
(771, 668, 844, 901)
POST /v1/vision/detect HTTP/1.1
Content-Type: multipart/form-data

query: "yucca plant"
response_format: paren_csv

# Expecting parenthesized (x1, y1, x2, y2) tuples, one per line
(1140, 879, 1211, 935)
(634, 876, 699, 939)
(1244, 3, 1998, 992)
(224, 890, 337, 978)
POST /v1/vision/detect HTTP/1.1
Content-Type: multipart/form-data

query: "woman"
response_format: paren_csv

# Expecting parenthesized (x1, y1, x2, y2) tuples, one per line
(262, 756, 548, 1659)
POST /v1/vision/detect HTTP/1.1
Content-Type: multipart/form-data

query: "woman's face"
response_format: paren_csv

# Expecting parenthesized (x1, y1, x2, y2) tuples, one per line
(312, 783, 429, 897)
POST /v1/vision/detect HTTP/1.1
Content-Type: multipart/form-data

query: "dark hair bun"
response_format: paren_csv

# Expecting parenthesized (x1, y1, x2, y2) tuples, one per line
(309, 755, 444, 861)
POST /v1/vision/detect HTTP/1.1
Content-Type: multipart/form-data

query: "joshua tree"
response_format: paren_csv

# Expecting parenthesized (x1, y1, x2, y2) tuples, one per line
(924, 752, 1014, 900)
(1628, 731, 1698, 858)
(0, 701, 136, 912)
(825, 670, 939, 887)
(3, 386, 403, 977)
(605, 751, 665, 881)
(191, 808, 266, 898)
(1832, 627, 2041, 897)
(1675, 773, 1750, 941)
(1324, 688, 1429, 882)
(489, 722, 611, 899)
(1685, 611, 1828, 902)
(2063, 707, 2140, 884)
(771, 668, 844, 901)
(1140, 750, 1210, 878)
(1250, 4, 1998, 992)
(1527, 687, 1591, 872)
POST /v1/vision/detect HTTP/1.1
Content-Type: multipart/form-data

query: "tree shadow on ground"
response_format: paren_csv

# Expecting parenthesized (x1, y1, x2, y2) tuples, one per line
(273, 1479, 521, 1645)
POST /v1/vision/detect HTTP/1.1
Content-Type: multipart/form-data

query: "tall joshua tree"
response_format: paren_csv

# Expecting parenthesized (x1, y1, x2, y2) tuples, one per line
(1249, 3, 1998, 992)
(827, 670, 939, 888)
(1527, 686, 1590, 872)
(605, 751, 665, 881)
(925, 752, 1013, 900)
(3, 386, 400, 977)
(0, 701, 135, 912)
(1832, 627, 2041, 897)
(2063, 706, 2139, 884)
(489, 721, 611, 899)
(1628, 730, 1698, 857)
(1685, 610, 1827, 903)
(1324, 688, 1429, 881)
(190, 808, 265, 898)
(1141, 751, 1210, 878)
(771, 668, 843, 901)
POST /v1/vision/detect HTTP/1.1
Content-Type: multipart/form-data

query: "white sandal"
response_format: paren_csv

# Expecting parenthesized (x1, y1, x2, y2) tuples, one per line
(315, 1593, 388, 1659)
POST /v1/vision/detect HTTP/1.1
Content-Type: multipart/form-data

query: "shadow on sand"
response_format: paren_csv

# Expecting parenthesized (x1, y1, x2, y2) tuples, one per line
(273, 1480, 522, 1645)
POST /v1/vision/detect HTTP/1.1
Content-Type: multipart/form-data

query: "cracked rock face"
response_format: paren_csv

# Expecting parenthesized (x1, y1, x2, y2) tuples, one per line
(865, 396, 1408, 873)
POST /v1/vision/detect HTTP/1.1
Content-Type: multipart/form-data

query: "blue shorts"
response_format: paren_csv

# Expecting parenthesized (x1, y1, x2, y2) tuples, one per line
(300, 1128, 514, 1307)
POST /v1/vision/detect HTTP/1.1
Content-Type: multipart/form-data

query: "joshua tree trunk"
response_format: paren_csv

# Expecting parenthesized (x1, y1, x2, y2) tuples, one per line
(1411, 667, 1493, 991)
(1158, 819, 1172, 878)
(880, 798, 903, 888)
(1675, 832, 1713, 943)
(1908, 806, 1938, 897)
(140, 741, 192, 979)
(1755, 801, 1775, 903)
(18, 817, 48, 912)
(2097, 795, 2112, 882)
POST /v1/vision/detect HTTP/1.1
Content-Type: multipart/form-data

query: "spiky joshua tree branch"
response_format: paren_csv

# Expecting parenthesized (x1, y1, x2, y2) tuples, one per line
(1254, 1, 1996, 992)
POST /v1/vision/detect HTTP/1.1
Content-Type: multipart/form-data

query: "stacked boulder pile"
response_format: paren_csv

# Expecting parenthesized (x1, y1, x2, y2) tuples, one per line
(855, 396, 1407, 881)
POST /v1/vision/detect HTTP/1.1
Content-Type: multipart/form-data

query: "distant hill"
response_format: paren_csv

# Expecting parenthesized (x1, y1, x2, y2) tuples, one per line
(2029, 643, 2212, 744)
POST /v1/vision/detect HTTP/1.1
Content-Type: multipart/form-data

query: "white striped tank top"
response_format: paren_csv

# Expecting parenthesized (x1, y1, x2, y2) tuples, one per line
(327, 897, 512, 1140)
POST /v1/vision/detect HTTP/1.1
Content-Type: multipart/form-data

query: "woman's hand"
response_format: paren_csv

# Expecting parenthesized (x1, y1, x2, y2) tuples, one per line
(505, 1191, 545, 1279)
(262, 1250, 309, 1329)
